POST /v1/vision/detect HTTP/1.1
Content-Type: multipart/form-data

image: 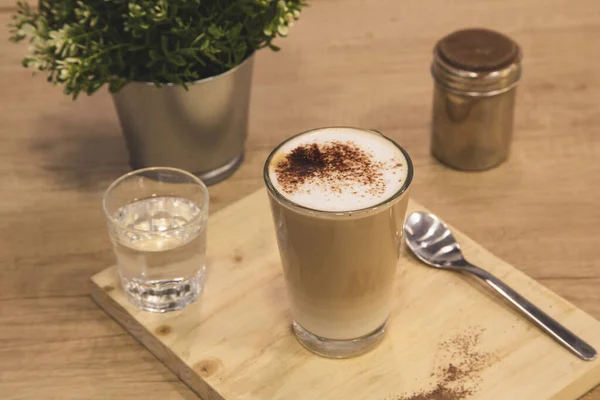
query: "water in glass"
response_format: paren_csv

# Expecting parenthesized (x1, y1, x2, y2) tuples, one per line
(110, 196, 206, 312)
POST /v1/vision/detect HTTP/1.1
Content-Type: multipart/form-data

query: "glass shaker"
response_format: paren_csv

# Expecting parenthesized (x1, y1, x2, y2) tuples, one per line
(430, 28, 523, 170)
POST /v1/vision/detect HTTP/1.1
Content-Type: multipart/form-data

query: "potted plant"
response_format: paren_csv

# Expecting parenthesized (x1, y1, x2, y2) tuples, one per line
(10, 0, 306, 184)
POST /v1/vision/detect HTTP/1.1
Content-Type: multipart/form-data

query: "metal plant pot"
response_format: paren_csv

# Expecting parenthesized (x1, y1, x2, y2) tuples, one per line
(112, 55, 254, 185)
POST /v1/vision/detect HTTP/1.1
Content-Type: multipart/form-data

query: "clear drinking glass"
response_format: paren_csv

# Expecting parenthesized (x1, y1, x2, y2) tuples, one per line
(263, 128, 414, 358)
(103, 167, 209, 312)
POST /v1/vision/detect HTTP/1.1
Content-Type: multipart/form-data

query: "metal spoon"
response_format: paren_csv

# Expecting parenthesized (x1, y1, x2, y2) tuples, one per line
(403, 211, 597, 361)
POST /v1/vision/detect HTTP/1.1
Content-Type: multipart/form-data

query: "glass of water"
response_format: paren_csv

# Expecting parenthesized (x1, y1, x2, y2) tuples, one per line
(103, 167, 209, 312)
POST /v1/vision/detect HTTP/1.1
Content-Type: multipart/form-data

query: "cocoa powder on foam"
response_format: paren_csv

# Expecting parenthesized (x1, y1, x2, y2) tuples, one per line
(274, 141, 394, 197)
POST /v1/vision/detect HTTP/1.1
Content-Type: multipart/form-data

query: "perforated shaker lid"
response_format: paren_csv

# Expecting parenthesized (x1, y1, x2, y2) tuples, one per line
(432, 28, 522, 95)
(438, 28, 519, 72)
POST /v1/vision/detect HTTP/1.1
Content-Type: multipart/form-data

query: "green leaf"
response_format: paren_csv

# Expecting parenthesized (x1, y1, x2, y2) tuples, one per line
(169, 54, 186, 66)
(187, 51, 206, 66)
(205, 52, 219, 63)
(161, 35, 169, 54)
(190, 33, 205, 47)
(115, 48, 125, 68)
(149, 49, 161, 60)
(207, 24, 222, 38)
(229, 24, 242, 39)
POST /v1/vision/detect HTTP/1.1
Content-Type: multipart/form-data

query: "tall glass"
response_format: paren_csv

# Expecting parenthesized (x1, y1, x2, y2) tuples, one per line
(103, 167, 209, 312)
(264, 128, 414, 358)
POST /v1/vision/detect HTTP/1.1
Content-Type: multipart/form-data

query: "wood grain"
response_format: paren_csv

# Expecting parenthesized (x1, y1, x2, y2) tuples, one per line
(1, 0, 600, 398)
(90, 190, 600, 400)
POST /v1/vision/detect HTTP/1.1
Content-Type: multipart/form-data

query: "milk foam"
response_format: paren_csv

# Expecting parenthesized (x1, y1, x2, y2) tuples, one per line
(268, 128, 409, 212)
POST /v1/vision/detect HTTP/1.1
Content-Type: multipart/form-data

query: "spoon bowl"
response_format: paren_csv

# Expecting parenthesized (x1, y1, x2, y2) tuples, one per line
(403, 211, 464, 268)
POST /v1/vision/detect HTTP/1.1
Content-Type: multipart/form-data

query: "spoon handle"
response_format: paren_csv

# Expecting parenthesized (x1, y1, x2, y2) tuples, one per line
(461, 262, 597, 361)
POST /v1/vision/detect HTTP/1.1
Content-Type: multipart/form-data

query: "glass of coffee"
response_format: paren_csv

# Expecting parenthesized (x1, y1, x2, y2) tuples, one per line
(263, 127, 413, 358)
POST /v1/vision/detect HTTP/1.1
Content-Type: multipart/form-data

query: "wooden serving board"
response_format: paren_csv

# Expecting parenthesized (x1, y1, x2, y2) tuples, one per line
(91, 189, 600, 400)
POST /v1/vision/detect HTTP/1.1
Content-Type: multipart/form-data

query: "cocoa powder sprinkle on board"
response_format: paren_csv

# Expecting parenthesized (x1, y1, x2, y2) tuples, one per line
(397, 384, 473, 400)
(393, 327, 496, 400)
(274, 141, 393, 196)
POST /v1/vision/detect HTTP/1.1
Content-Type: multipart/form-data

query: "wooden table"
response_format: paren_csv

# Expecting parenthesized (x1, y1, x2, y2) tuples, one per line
(1, 1, 599, 398)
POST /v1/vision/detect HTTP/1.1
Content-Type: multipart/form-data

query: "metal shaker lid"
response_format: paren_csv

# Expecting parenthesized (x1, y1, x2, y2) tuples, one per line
(432, 28, 522, 96)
